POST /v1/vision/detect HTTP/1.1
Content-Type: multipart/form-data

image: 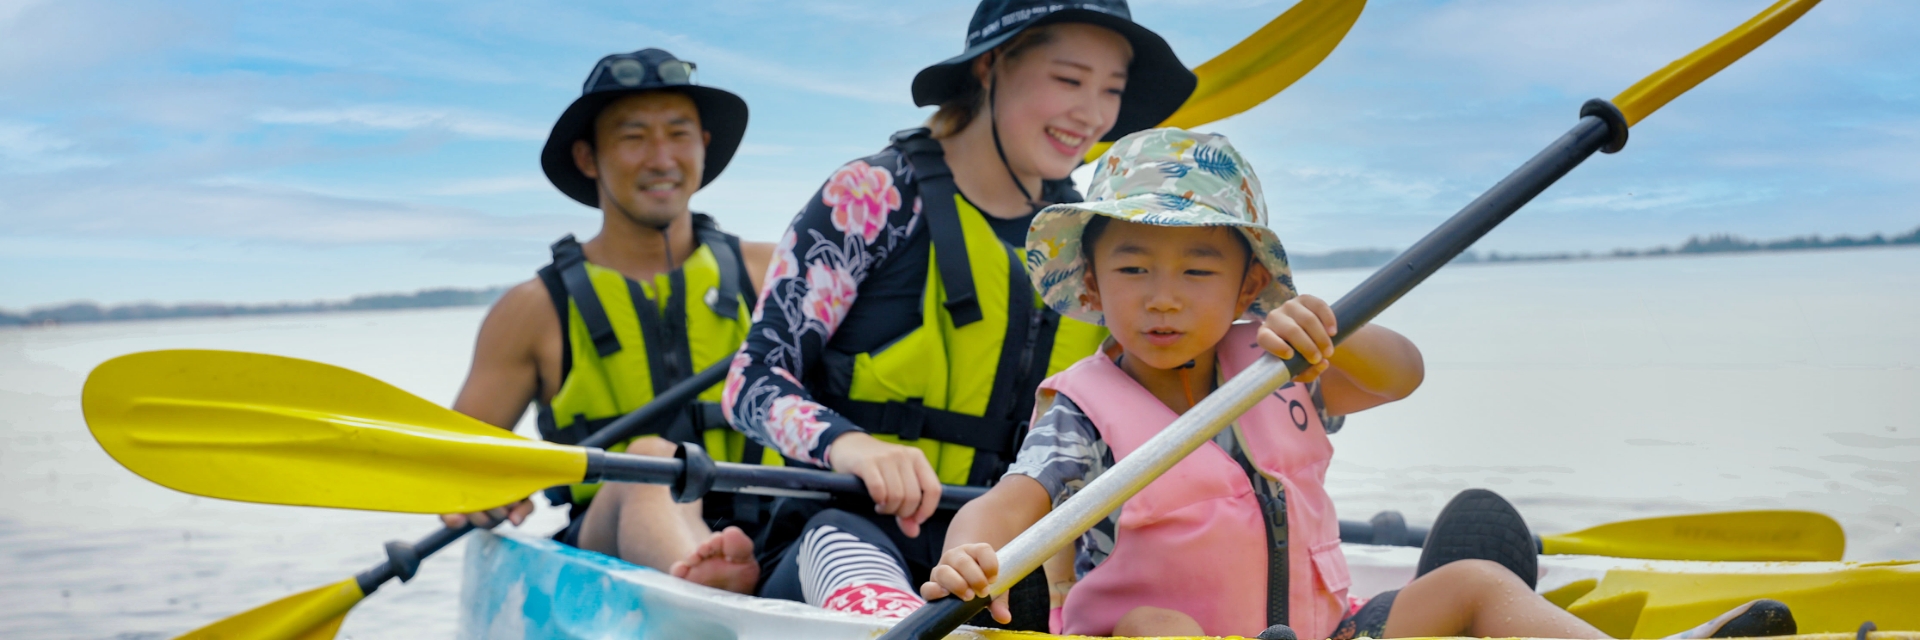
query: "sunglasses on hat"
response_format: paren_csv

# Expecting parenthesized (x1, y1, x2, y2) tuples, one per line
(585, 55, 698, 89)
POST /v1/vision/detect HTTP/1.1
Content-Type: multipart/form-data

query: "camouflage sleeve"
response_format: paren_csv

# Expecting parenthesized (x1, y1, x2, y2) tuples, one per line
(1005, 394, 1110, 509)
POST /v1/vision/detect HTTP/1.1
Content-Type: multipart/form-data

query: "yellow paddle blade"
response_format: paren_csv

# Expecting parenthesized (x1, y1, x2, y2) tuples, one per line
(176, 578, 362, 640)
(1085, 0, 1366, 161)
(83, 350, 586, 514)
(1541, 510, 1845, 562)
(1613, 0, 1822, 126)
(1566, 560, 1920, 636)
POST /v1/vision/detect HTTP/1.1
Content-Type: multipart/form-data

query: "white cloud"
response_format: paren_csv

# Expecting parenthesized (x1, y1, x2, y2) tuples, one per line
(422, 175, 551, 196)
(5, 179, 583, 245)
(254, 106, 547, 141)
(734, 142, 796, 157)
(0, 121, 112, 172)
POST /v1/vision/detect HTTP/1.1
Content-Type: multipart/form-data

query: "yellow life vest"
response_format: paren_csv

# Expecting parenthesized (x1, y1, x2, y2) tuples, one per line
(536, 215, 780, 507)
(816, 131, 1108, 487)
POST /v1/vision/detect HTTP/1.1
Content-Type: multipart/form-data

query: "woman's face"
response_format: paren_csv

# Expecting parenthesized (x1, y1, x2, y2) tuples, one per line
(987, 23, 1131, 181)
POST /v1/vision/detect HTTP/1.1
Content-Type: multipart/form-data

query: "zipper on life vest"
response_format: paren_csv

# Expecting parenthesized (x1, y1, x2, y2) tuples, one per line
(1228, 426, 1290, 626)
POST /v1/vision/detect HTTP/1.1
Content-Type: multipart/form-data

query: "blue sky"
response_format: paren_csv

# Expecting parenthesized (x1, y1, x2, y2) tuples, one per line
(2, 0, 1915, 308)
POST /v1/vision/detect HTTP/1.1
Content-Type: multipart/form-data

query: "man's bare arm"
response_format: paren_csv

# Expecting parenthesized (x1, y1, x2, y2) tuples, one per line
(740, 240, 774, 297)
(451, 279, 556, 430)
(441, 279, 556, 528)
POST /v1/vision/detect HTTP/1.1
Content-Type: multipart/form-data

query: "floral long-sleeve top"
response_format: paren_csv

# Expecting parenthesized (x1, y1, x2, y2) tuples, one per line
(723, 146, 1036, 466)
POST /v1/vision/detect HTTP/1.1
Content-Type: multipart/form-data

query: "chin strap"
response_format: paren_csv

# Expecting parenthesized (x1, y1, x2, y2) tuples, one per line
(987, 60, 1044, 213)
(657, 219, 677, 271)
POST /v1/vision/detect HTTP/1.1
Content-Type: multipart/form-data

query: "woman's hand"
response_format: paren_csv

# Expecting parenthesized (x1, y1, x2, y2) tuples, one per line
(1257, 294, 1338, 383)
(827, 432, 942, 538)
(920, 542, 1011, 623)
(439, 497, 535, 529)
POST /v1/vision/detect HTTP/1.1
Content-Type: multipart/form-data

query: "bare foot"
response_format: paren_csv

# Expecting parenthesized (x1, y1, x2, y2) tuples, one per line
(670, 526, 760, 594)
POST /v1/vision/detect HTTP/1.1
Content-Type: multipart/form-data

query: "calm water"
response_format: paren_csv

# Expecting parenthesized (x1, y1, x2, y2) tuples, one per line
(3, 248, 1917, 639)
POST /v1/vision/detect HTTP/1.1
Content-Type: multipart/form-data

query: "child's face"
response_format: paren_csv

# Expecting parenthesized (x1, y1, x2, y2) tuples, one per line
(1083, 219, 1271, 370)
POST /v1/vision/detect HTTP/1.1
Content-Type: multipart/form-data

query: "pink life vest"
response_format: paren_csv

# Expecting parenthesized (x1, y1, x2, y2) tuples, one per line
(1045, 323, 1351, 638)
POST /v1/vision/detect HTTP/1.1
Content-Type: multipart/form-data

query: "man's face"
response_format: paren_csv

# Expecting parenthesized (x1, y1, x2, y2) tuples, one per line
(572, 92, 710, 228)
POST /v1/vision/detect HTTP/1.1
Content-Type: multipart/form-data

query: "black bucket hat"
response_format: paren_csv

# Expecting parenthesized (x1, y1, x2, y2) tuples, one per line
(541, 48, 748, 208)
(911, 0, 1195, 142)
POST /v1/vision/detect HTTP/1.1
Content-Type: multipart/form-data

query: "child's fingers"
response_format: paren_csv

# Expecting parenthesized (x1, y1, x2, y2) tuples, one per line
(990, 594, 1012, 624)
(954, 558, 990, 597)
(1299, 294, 1338, 336)
(1271, 317, 1324, 364)
(1256, 326, 1295, 360)
(967, 544, 1000, 581)
(928, 564, 975, 600)
(1293, 358, 1331, 383)
(1285, 304, 1335, 361)
(918, 580, 951, 602)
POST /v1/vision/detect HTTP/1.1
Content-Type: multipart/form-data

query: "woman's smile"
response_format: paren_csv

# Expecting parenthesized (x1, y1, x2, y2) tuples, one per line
(1045, 125, 1089, 157)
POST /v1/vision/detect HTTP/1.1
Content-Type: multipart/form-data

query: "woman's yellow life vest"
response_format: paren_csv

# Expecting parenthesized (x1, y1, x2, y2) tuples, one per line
(536, 215, 780, 507)
(816, 131, 1108, 487)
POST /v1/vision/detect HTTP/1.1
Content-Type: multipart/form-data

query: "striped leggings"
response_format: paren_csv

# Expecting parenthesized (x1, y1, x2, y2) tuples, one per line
(758, 509, 937, 618)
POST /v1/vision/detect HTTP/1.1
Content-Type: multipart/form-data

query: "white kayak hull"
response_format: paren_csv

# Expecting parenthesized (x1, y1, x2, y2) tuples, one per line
(458, 530, 1915, 640)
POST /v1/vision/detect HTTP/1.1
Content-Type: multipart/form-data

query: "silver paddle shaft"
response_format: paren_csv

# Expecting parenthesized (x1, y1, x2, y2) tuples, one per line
(985, 353, 1293, 596)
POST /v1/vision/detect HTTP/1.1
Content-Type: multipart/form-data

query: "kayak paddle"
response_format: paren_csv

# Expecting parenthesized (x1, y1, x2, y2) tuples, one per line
(83, 348, 1841, 562)
(1342, 508, 1845, 562)
(83, 349, 987, 515)
(881, 1, 1826, 638)
(165, 359, 732, 640)
(1085, 0, 1366, 161)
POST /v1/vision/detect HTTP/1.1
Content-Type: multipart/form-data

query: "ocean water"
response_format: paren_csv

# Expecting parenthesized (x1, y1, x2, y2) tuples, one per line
(2, 247, 1916, 639)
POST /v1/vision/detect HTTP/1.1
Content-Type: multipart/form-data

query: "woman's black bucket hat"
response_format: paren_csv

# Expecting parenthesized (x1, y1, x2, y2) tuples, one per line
(911, 0, 1195, 142)
(542, 48, 748, 208)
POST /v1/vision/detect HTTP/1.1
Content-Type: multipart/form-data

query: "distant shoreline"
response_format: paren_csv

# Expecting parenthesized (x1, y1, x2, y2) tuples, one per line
(1290, 225, 1920, 271)
(6, 225, 1915, 328)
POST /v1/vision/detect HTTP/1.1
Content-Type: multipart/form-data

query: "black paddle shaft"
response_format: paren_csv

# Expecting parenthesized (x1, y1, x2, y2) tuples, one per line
(350, 360, 733, 597)
(880, 100, 1629, 640)
(584, 442, 988, 511)
(353, 522, 472, 595)
(577, 359, 730, 450)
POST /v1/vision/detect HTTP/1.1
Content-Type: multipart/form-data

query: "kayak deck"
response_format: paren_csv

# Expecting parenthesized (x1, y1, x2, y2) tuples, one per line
(459, 531, 1918, 640)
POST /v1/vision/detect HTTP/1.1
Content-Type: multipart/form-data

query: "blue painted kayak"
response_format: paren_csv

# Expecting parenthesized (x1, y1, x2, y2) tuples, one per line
(459, 531, 1920, 639)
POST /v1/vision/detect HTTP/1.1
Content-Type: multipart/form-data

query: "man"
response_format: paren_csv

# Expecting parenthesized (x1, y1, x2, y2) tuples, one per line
(439, 48, 774, 594)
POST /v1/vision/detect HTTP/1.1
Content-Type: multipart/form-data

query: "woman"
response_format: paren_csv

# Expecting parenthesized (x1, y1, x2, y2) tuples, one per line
(702, 0, 1195, 626)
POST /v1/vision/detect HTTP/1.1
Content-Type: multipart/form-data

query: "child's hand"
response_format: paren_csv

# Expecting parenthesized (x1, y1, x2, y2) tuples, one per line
(1257, 294, 1338, 383)
(920, 542, 1011, 623)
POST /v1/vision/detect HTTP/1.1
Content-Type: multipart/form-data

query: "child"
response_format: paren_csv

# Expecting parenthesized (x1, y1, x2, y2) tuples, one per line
(920, 128, 1795, 639)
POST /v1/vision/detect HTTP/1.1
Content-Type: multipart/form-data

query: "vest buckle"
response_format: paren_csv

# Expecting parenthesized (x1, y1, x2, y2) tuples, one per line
(886, 399, 927, 441)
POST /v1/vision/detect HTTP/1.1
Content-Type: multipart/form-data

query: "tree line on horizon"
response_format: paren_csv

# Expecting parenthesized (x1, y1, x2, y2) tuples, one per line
(6, 224, 1916, 328)
(0, 287, 508, 328)
(1292, 223, 1920, 270)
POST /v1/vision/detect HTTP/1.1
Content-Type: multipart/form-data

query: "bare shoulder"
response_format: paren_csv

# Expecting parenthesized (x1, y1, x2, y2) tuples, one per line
(739, 240, 776, 295)
(476, 278, 560, 356)
(455, 277, 561, 427)
(490, 278, 558, 329)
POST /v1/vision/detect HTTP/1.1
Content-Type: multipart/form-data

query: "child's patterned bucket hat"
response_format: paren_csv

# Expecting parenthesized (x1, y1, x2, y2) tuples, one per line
(1026, 127, 1295, 325)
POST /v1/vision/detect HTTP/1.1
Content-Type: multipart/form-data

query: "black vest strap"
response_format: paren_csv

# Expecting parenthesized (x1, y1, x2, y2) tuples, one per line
(550, 235, 623, 358)
(891, 128, 983, 327)
(691, 213, 756, 320)
(818, 396, 1023, 458)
